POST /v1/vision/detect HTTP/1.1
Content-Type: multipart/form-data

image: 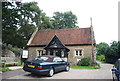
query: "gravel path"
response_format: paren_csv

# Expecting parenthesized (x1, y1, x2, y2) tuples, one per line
(6, 62, 113, 79)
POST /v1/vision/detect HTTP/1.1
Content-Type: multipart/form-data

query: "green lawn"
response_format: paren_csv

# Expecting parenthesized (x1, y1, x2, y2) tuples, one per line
(70, 65, 100, 69)
(0, 67, 11, 72)
(0, 62, 24, 72)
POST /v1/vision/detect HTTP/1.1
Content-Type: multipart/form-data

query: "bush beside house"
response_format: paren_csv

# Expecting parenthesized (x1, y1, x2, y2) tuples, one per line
(77, 57, 91, 66)
(70, 57, 100, 69)
(96, 55, 105, 62)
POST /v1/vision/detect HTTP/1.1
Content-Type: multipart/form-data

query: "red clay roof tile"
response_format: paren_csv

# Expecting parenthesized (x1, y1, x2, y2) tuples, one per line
(28, 27, 95, 46)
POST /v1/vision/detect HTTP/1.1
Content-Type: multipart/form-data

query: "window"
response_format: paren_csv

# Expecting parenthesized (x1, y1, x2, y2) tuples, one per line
(47, 50, 50, 55)
(35, 56, 48, 61)
(37, 50, 43, 56)
(53, 57, 62, 62)
(75, 49, 83, 56)
(61, 50, 64, 57)
(53, 50, 55, 56)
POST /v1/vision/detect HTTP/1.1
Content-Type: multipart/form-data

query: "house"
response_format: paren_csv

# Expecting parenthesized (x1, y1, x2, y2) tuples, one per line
(27, 26, 96, 64)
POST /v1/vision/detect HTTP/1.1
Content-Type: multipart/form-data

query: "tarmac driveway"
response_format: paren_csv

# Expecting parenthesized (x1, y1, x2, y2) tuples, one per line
(7, 62, 113, 79)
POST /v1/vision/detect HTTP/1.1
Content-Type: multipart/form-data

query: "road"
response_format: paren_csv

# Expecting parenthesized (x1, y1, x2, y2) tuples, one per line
(1, 62, 113, 79)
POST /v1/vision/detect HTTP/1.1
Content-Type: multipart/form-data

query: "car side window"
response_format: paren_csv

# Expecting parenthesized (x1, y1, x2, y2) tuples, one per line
(53, 57, 62, 62)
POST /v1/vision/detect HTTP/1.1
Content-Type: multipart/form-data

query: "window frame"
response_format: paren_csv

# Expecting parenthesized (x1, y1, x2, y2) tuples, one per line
(37, 50, 44, 56)
(75, 49, 83, 56)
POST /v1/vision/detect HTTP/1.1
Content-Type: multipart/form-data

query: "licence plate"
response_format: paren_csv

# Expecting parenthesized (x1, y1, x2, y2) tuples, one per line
(28, 65, 35, 68)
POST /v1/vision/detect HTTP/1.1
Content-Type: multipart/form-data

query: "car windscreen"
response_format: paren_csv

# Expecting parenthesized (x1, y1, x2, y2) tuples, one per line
(35, 57, 49, 61)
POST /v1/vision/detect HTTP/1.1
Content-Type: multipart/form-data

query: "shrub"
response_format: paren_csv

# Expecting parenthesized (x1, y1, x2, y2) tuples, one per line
(77, 57, 91, 66)
(2, 43, 22, 56)
(96, 55, 105, 62)
(0, 67, 11, 72)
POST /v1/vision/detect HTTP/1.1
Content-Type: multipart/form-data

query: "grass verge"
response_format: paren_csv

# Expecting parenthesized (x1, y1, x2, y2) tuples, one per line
(70, 65, 100, 69)
(0, 67, 11, 72)
(17, 62, 24, 66)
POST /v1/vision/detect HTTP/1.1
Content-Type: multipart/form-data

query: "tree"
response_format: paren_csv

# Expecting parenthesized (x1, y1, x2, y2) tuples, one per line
(2, 2, 79, 48)
(96, 42, 109, 55)
(51, 11, 78, 29)
(2, 2, 52, 48)
(38, 12, 53, 30)
(2, 2, 20, 46)
(97, 41, 120, 64)
(118, 41, 120, 56)
(18, 2, 53, 47)
(105, 41, 120, 63)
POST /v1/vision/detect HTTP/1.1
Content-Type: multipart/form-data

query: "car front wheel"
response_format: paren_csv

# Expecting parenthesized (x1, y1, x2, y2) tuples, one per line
(48, 68, 54, 77)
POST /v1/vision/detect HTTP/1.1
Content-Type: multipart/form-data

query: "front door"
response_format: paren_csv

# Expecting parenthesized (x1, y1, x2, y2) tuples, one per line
(49, 49, 61, 57)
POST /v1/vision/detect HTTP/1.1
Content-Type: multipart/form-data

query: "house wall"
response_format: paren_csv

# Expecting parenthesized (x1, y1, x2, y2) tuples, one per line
(28, 47, 45, 60)
(67, 46, 92, 65)
(28, 45, 93, 64)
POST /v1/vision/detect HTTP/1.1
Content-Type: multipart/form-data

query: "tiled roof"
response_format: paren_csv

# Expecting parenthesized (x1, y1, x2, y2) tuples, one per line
(27, 27, 95, 46)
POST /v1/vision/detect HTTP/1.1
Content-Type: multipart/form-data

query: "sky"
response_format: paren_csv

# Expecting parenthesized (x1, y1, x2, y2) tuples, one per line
(22, 0, 119, 44)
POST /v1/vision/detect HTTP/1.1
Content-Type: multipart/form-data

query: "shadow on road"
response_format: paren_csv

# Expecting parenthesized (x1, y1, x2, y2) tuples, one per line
(23, 70, 65, 78)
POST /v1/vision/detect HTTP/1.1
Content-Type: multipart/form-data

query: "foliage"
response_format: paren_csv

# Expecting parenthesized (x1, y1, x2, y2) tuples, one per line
(17, 61, 24, 66)
(70, 65, 100, 69)
(96, 41, 120, 64)
(2, 2, 78, 49)
(51, 11, 78, 29)
(96, 42, 109, 55)
(2, 2, 19, 47)
(2, 44, 22, 56)
(77, 57, 91, 66)
(96, 55, 105, 62)
(0, 67, 11, 72)
(104, 41, 120, 64)
(2, 2, 52, 48)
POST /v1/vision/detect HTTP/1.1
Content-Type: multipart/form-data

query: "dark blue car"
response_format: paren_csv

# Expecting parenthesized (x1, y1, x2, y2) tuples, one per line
(23, 55, 70, 77)
(112, 59, 120, 81)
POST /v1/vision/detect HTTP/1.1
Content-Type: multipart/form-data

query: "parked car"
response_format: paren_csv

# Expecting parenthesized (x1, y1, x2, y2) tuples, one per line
(112, 59, 120, 81)
(23, 55, 70, 77)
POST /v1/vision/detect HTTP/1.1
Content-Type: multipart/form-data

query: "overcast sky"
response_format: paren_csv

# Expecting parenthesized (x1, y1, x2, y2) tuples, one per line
(22, 0, 119, 44)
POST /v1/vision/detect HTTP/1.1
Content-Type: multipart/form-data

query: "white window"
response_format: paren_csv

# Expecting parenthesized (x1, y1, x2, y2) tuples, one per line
(75, 49, 83, 56)
(47, 50, 50, 55)
(61, 50, 64, 57)
(37, 50, 43, 56)
(53, 50, 55, 56)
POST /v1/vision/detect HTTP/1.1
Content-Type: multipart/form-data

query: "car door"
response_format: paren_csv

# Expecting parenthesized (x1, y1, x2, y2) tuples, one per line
(53, 57, 65, 72)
